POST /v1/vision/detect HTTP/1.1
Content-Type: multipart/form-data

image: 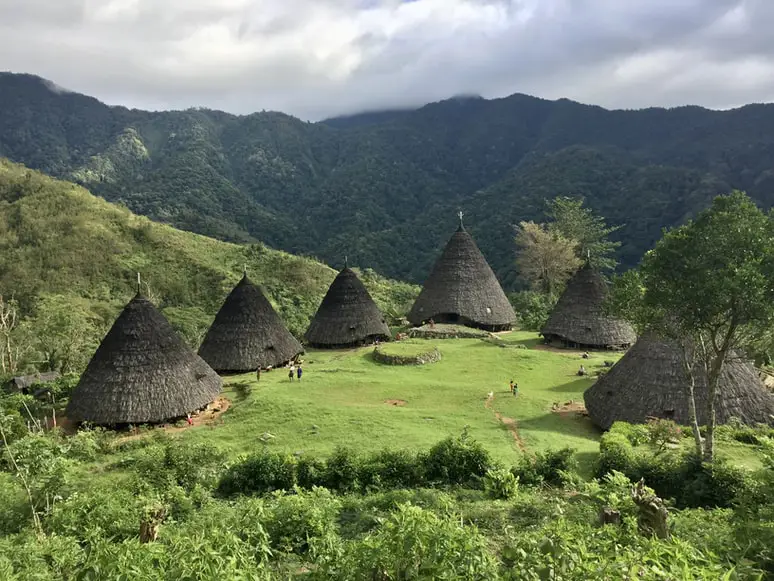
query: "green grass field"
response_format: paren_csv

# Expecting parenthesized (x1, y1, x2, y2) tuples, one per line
(178, 332, 617, 474)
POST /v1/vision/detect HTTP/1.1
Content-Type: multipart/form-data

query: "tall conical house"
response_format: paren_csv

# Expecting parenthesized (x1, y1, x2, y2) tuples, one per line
(541, 264, 635, 349)
(198, 272, 304, 372)
(305, 265, 391, 348)
(584, 331, 774, 429)
(408, 216, 515, 331)
(66, 293, 222, 425)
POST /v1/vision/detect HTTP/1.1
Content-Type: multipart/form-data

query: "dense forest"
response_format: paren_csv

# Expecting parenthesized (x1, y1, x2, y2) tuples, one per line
(3, 73, 774, 287)
(0, 159, 417, 375)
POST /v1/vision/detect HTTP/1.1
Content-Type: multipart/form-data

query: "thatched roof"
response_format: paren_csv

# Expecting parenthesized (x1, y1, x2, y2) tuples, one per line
(66, 294, 222, 425)
(584, 331, 774, 429)
(198, 274, 303, 372)
(7, 371, 60, 392)
(408, 225, 516, 330)
(541, 264, 636, 348)
(305, 267, 390, 347)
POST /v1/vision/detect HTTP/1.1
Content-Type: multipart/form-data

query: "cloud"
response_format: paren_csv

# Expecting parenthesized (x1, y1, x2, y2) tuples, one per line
(0, 0, 772, 119)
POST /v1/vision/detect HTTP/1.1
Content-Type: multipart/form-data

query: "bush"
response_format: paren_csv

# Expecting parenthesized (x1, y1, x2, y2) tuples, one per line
(359, 449, 425, 490)
(135, 440, 224, 492)
(509, 291, 556, 332)
(596, 425, 750, 508)
(483, 467, 519, 499)
(322, 447, 361, 492)
(45, 486, 140, 541)
(423, 434, 493, 486)
(313, 503, 499, 580)
(513, 447, 578, 487)
(263, 488, 340, 554)
(217, 452, 297, 496)
(297, 455, 326, 489)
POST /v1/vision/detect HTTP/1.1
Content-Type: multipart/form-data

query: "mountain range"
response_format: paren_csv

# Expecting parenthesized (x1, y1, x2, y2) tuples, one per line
(2, 72, 774, 288)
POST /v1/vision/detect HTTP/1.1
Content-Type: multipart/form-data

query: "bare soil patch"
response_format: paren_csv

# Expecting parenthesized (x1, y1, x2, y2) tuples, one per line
(384, 399, 407, 407)
(551, 399, 589, 418)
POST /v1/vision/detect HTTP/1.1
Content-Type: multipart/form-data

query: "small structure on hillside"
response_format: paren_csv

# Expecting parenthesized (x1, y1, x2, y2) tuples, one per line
(305, 263, 391, 348)
(5, 371, 60, 395)
(583, 331, 774, 429)
(198, 271, 303, 372)
(541, 263, 635, 349)
(408, 212, 516, 331)
(66, 285, 222, 426)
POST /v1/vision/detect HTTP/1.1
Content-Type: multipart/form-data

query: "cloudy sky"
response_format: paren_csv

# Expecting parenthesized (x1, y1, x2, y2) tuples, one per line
(1, 0, 773, 120)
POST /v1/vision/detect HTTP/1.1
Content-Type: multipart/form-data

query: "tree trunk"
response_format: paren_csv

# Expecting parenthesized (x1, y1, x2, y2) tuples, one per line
(703, 332, 733, 464)
(139, 507, 167, 543)
(680, 341, 704, 457)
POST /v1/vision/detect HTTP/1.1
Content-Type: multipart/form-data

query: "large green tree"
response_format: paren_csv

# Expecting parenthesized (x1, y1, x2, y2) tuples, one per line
(546, 196, 621, 270)
(611, 191, 774, 462)
(514, 221, 581, 296)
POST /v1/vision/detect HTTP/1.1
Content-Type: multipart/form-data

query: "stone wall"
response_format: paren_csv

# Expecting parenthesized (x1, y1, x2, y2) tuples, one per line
(372, 347, 442, 366)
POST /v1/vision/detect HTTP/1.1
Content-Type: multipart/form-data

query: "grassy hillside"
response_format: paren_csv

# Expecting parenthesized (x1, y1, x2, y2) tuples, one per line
(3, 73, 774, 285)
(0, 159, 418, 373)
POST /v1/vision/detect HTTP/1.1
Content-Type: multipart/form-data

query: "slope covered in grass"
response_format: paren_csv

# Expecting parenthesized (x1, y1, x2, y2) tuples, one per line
(0, 159, 418, 360)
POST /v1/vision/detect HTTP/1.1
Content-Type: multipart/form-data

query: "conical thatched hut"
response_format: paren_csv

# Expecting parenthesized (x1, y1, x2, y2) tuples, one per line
(408, 223, 515, 331)
(66, 294, 222, 425)
(198, 273, 303, 372)
(305, 266, 390, 348)
(584, 332, 774, 429)
(541, 264, 635, 349)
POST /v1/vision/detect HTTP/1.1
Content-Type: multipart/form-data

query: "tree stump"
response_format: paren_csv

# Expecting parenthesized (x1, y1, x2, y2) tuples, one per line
(599, 507, 621, 526)
(139, 507, 167, 543)
(631, 479, 669, 539)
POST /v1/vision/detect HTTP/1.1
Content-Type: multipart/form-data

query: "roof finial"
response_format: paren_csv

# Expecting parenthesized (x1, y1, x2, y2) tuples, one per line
(458, 210, 464, 228)
(136, 272, 141, 295)
(243, 264, 247, 277)
(344, 255, 348, 268)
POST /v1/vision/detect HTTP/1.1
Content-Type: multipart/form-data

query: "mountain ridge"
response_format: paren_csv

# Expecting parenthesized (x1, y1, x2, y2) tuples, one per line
(2, 71, 773, 286)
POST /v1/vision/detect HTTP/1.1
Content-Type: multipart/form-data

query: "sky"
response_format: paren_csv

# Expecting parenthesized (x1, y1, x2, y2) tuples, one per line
(1, 0, 773, 120)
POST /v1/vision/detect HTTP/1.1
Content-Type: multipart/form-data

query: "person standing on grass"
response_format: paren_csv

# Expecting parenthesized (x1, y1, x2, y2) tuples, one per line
(509, 380, 515, 394)
(288, 364, 295, 381)
(186, 413, 193, 426)
(256, 367, 261, 382)
(297, 365, 303, 381)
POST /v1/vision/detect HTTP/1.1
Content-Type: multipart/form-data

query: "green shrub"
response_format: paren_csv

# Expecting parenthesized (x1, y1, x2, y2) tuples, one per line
(135, 440, 224, 492)
(313, 503, 499, 580)
(513, 447, 578, 487)
(359, 449, 425, 490)
(297, 455, 326, 489)
(263, 488, 340, 554)
(45, 486, 140, 541)
(423, 435, 493, 486)
(217, 452, 297, 496)
(322, 447, 361, 492)
(509, 290, 556, 332)
(483, 467, 519, 500)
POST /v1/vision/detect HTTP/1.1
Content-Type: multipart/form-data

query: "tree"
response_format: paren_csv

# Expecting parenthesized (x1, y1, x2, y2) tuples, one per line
(31, 295, 103, 373)
(0, 295, 32, 376)
(514, 221, 582, 296)
(610, 191, 774, 462)
(546, 196, 621, 270)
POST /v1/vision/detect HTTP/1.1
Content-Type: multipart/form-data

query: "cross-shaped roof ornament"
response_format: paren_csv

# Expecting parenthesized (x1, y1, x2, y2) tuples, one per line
(458, 210, 464, 228)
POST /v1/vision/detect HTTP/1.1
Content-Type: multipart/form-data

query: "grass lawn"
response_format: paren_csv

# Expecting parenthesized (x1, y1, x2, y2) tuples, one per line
(180, 332, 616, 472)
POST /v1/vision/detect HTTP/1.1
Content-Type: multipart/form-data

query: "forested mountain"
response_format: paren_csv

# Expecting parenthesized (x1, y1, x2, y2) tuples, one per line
(2, 72, 773, 287)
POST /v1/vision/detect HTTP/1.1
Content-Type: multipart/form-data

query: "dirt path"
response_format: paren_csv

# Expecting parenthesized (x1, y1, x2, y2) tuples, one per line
(112, 397, 232, 444)
(485, 395, 528, 454)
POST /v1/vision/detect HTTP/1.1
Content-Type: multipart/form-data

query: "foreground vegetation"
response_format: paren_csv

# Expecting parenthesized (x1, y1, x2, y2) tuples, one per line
(3, 335, 774, 578)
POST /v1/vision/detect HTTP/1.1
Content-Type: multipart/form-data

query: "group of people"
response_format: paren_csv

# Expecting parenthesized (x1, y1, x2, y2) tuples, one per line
(288, 363, 303, 381)
(509, 379, 519, 396)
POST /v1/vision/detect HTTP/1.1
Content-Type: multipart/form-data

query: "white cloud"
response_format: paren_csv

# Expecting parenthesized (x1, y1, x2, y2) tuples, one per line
(0, 0, 771, 119)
